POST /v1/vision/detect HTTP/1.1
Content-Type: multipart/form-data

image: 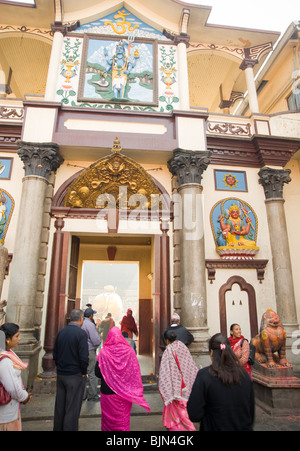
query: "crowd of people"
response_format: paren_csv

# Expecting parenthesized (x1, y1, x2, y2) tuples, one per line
(0, 307, 254, 432)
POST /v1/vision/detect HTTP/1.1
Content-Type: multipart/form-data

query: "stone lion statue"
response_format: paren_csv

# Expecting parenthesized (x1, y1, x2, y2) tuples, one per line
(251, 308, 291, 368)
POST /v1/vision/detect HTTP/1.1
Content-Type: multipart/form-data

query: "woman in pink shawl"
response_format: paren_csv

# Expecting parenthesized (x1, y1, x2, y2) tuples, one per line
(95, 326, 150, 431)
(159, 330, 198, 431)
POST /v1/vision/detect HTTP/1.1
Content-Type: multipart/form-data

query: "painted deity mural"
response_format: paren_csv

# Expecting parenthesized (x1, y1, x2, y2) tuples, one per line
(56, 8, 179, 112)
(78, 36, 157, 105)
(0, 188, 14, 245)
(75, 8, 170, 40)
(210, 198, 259, 258)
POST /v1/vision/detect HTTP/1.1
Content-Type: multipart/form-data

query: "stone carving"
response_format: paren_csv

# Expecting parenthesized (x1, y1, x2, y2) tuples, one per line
(0, 300, 7, 326)
(207, 121, 251, 137)
(0, 245, 8, 296)
(258, 167, 291, 199)
(167, 148, 211, 186)
(64, 148, 162, 210)
(251, 308, 291, 368)
(17, 141, 64, 180)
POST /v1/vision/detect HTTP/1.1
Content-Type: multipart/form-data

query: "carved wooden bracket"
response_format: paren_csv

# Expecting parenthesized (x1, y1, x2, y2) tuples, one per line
(205, 259, 268, 284)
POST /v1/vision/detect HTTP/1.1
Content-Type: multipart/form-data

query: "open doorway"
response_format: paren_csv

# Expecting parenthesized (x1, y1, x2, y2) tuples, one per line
(81, 261, 139, 325)
(76, 237, 154, 376)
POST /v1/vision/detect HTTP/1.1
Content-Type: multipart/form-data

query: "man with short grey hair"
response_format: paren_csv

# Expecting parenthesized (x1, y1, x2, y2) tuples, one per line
(162, 312, 194, 347)
(53, 309, 89, 431)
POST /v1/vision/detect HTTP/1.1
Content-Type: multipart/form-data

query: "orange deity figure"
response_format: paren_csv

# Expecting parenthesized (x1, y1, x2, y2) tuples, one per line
(218, 203, 257, 248)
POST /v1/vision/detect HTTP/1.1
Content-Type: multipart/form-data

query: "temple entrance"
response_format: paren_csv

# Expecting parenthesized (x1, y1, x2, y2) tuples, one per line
(48, 142, 172, 377)
(69, 234, 156, 375)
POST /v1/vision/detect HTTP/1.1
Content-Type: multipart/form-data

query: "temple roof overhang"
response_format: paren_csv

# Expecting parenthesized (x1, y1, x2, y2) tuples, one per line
(1, 0, 281, 48)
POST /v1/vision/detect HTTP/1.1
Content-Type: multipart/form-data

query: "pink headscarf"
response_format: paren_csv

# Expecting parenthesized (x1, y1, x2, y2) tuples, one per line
(97, 327, 150, 412)
(0, 350, 28, 370)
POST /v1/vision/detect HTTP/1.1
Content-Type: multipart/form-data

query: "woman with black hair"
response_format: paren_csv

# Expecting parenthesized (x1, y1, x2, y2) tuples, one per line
(187, 333, 255, 431)
(229, 323, 252, 379)
(0, 323, 32, 431)
(159, 330, 198, 431)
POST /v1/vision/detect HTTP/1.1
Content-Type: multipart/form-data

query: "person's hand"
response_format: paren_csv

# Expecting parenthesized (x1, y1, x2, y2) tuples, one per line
(22, 393, 32, 404)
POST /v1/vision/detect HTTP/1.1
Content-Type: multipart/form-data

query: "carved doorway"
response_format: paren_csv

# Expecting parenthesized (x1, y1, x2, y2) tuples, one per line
(219, 275, 258, 340)
(49, 142, 172, 376)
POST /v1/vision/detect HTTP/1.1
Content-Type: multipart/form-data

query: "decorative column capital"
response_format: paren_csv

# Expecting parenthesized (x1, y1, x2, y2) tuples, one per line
(50, 20, 80, 35)
(54, 215, 65, 231)
(17, 141, 64, 180)
(239, 58, 258, 71)
(258, 167, 292, 199)
(239, 42, 273, 71)
(174, 33, 190, 46)
(167, 148, 211, 186)
(162, 30, 190, 47)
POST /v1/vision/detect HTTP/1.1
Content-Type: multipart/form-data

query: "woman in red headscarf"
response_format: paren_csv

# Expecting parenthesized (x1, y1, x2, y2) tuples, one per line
(228, 323, 252, 379)
(95, 327, 150, 431)
(120, 308, 138, 339)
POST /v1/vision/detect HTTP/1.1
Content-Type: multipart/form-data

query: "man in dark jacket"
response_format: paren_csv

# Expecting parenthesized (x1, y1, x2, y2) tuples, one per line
(53, 309, 89, 431)
(162, 312, 194, 347)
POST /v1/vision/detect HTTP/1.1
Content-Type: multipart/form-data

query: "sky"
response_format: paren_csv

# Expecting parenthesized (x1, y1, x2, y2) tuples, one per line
(183, 0, 299, 36)
(4, 0, 299, 36)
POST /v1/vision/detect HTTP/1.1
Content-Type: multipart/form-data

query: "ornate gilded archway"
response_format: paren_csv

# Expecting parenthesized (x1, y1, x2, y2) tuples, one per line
(63, 138, 166, 212)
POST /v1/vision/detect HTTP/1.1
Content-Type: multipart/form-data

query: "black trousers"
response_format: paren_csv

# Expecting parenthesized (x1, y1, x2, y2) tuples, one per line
(53, 373, 86, 431)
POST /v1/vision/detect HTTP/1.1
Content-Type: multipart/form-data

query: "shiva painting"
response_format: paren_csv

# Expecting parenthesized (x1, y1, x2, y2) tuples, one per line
(210, 198, 259, 257)
(78, 35, 157, 105)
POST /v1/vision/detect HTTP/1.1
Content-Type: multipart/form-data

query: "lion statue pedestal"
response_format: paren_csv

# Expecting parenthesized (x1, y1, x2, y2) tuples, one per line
(251, 308, 300, 415)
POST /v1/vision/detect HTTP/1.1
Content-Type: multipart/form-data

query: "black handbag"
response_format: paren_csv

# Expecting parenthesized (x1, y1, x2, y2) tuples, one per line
(241, 338, 256, 365)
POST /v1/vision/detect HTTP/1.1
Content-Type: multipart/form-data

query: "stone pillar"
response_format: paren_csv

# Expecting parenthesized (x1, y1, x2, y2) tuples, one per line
(258, 167, 299, 368)
(240, 60, 260, 114)
(159, 219, 171, 338)
(239, 43, 273, 115)
(40, 216, 65, 378)
(6, 142, 63, 387)
(168, 149, 211, 367)
(44, 25, 65, 101)
(175, 34, 190, 111)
